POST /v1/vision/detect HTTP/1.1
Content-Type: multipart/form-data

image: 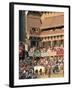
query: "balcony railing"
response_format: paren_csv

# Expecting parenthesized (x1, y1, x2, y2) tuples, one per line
(29, 29, 64, 37)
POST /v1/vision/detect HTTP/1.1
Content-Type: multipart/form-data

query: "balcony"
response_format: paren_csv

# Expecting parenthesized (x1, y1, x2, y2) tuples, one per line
(30, 29, 64, 38)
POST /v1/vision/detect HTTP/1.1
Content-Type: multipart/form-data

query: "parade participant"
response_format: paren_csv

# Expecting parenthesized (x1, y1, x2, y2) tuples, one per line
(48, 64, 52, 78)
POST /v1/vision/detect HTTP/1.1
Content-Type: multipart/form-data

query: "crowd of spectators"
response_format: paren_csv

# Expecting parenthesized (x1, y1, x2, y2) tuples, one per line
(19, 42, 64, 79)
(28, 46, 64, 57)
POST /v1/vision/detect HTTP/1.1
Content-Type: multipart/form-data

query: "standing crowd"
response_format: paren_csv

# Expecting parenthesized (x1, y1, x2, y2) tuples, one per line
(19, 42, 64, 79)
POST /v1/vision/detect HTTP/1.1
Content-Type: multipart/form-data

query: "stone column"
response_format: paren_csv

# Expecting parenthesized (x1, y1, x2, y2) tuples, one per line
(19, 11, 25, 42)
(25, 11, 29, 51)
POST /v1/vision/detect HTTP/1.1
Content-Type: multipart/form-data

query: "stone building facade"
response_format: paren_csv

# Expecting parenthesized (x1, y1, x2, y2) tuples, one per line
(26, 11, 64, 48)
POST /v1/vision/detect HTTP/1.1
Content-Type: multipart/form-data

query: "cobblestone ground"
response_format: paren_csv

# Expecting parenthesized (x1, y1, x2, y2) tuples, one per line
(37, 71, 64, 78)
